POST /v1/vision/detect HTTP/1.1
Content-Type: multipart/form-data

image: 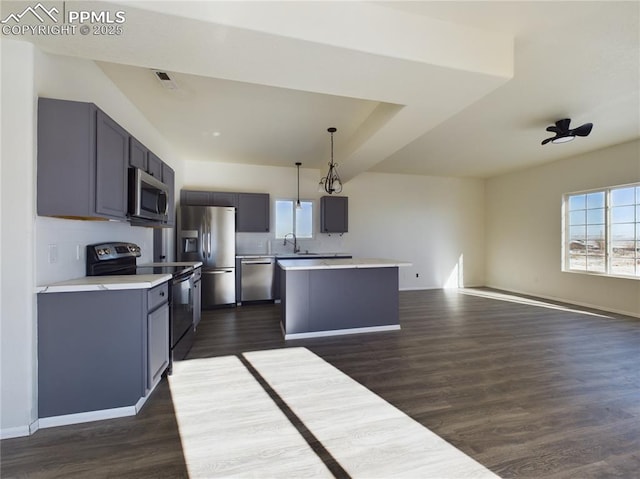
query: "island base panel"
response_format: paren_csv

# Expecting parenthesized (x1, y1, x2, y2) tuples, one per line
(281, 267, 400, 336)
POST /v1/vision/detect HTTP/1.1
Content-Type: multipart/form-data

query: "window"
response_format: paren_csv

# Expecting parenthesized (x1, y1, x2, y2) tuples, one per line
(564, 183, 640, 278)
(275, 199, 314, 239)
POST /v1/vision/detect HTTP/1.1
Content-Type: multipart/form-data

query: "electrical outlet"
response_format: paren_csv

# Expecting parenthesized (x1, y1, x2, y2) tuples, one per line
(76, 244, 82, 261)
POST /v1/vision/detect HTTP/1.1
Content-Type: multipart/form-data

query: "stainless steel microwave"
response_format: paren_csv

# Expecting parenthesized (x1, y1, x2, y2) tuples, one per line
(128, 168, 169, 222)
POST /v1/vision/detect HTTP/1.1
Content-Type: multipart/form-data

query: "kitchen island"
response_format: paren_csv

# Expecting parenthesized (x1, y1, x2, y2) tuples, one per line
(278, 258, 410, 339)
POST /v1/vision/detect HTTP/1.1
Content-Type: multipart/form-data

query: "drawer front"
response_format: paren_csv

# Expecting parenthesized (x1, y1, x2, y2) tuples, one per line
(147, 282, 169, 312)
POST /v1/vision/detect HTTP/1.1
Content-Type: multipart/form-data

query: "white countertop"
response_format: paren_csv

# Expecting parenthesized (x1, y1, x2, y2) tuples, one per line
(237, 253, 350, 259)
(138, 261, 203, 268)
(37, 262, 202, 293)
(36, 274, 172, 294)
(277, 258, 412, 271)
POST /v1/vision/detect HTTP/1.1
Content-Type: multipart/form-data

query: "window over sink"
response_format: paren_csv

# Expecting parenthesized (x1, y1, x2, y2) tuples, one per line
(275, 199, 314, 239)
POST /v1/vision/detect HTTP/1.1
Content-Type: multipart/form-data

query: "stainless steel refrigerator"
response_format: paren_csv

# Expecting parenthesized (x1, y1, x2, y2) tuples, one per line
(177, 206, 236, 308)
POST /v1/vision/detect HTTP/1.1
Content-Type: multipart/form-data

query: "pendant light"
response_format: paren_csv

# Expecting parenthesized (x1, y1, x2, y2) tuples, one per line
(318, 127, 342, 194)
(295, 162, 302, 209)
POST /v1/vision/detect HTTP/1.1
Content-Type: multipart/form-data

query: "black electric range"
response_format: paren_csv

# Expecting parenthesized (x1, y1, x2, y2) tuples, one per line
(86, 242, 199, 372)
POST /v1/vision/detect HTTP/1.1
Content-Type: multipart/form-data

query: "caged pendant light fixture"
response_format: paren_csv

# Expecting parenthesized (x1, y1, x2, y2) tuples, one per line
(318, 127, 342, 194)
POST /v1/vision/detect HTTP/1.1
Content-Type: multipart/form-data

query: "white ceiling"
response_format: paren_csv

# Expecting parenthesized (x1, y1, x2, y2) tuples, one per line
(4, 1, 639, 179)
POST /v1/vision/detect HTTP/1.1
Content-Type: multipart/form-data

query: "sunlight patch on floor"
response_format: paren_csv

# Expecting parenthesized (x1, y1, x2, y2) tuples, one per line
(458, 288, 613, 318)
(244, 347, 500, 479)
(168, 355, 332, 478)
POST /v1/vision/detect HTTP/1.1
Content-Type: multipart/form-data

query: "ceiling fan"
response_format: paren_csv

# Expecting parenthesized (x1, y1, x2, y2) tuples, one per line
(541, 118, 593, 145)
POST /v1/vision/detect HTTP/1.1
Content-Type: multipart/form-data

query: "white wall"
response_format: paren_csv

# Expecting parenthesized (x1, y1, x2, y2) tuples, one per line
(486, 139, 640, 317)
(0, 41, 185, 437)
(184, 159, 486, 289)
(1, 39, 38, 438)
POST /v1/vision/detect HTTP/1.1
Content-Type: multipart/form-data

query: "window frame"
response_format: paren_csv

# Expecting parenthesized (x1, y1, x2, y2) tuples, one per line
(562, 182, 640, 280)
(274, 198, 315, 240)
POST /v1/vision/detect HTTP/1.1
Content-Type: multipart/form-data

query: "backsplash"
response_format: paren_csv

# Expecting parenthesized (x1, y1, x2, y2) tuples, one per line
(36, 216, 153, 285)
(236, 232, 350, 256)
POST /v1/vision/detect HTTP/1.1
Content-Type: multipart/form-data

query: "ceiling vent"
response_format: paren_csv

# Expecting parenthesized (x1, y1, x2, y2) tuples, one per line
(152, 70, 179, 90)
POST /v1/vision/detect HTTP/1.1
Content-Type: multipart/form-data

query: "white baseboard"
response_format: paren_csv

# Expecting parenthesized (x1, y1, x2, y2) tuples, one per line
(284, 324, 400, 340)
(399, 283, 484, 292)
(1, 425, 31, 439)
(38, 405, 138, 429)
(33, 380, 160, 432)
(484, 284, 640, 319)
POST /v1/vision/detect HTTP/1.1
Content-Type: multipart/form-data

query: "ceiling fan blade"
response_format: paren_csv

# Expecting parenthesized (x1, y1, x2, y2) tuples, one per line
(556, 118, 571, 132)
(546, 126, 561, 133)
(541, 137, 555, 145)
(571, 123, 593, 137)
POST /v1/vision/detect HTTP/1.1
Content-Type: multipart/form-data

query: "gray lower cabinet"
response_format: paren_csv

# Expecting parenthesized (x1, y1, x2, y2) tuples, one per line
(147, 303, 170, 390)
(273, 255, 352, 300)
(320, 196, 348, 233)
(38, 98, 128, 221)
(37, 281, 170, 419)
(193, 268, 202, 328)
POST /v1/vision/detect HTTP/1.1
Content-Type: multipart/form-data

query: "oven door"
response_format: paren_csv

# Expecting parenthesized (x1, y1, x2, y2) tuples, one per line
(171, 271, 195, 361)
(129, 168, 169, 222)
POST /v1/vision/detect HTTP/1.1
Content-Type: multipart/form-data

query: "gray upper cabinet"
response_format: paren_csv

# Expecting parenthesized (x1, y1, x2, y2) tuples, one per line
(37, 98, 128, 221)
(95, 110, 129, 220)
(147, 151, 163, 179)
(181, 190, 270, 232)
(237, 193, 270, 232)
(181, 190, 212, 206)
(129, 137, 148, 171)
(320, 196, 348, 233)
(212, 192, 238, 207)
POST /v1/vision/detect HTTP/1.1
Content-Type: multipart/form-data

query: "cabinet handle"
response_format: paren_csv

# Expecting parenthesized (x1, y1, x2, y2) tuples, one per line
(160, 292, 165, 297)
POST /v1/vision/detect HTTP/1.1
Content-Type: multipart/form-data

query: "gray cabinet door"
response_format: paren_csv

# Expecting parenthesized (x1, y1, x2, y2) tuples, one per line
(37, 289, 146, 418)
(181, 190, 213, 205)
(37, 98, 96, 218)
(237, 193, 270, 232)
(38, 98, 128, 221)
(147, 303, 170, 390)
(129, 136, 148, 171)
(212, 192, 238, 207)
(320, 196, 348, 233)
(193, 269, 202, 328)
(162, 163, 175, 227)
(95, 110, 129, 220)
(147, 151, 163, 179)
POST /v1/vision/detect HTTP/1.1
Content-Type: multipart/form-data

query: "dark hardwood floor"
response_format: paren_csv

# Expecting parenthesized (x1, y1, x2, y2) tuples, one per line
(2, 288, 639, 478)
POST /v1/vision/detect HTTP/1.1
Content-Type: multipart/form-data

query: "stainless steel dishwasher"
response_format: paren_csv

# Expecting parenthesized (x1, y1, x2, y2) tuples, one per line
(240, 257, 275, 302)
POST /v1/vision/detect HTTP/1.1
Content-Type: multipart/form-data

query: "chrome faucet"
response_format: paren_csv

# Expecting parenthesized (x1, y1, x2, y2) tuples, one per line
(283, 232, 300, 253)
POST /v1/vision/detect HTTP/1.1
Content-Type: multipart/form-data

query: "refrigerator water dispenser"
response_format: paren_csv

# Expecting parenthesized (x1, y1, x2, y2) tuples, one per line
(181, 230, 198, 253)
